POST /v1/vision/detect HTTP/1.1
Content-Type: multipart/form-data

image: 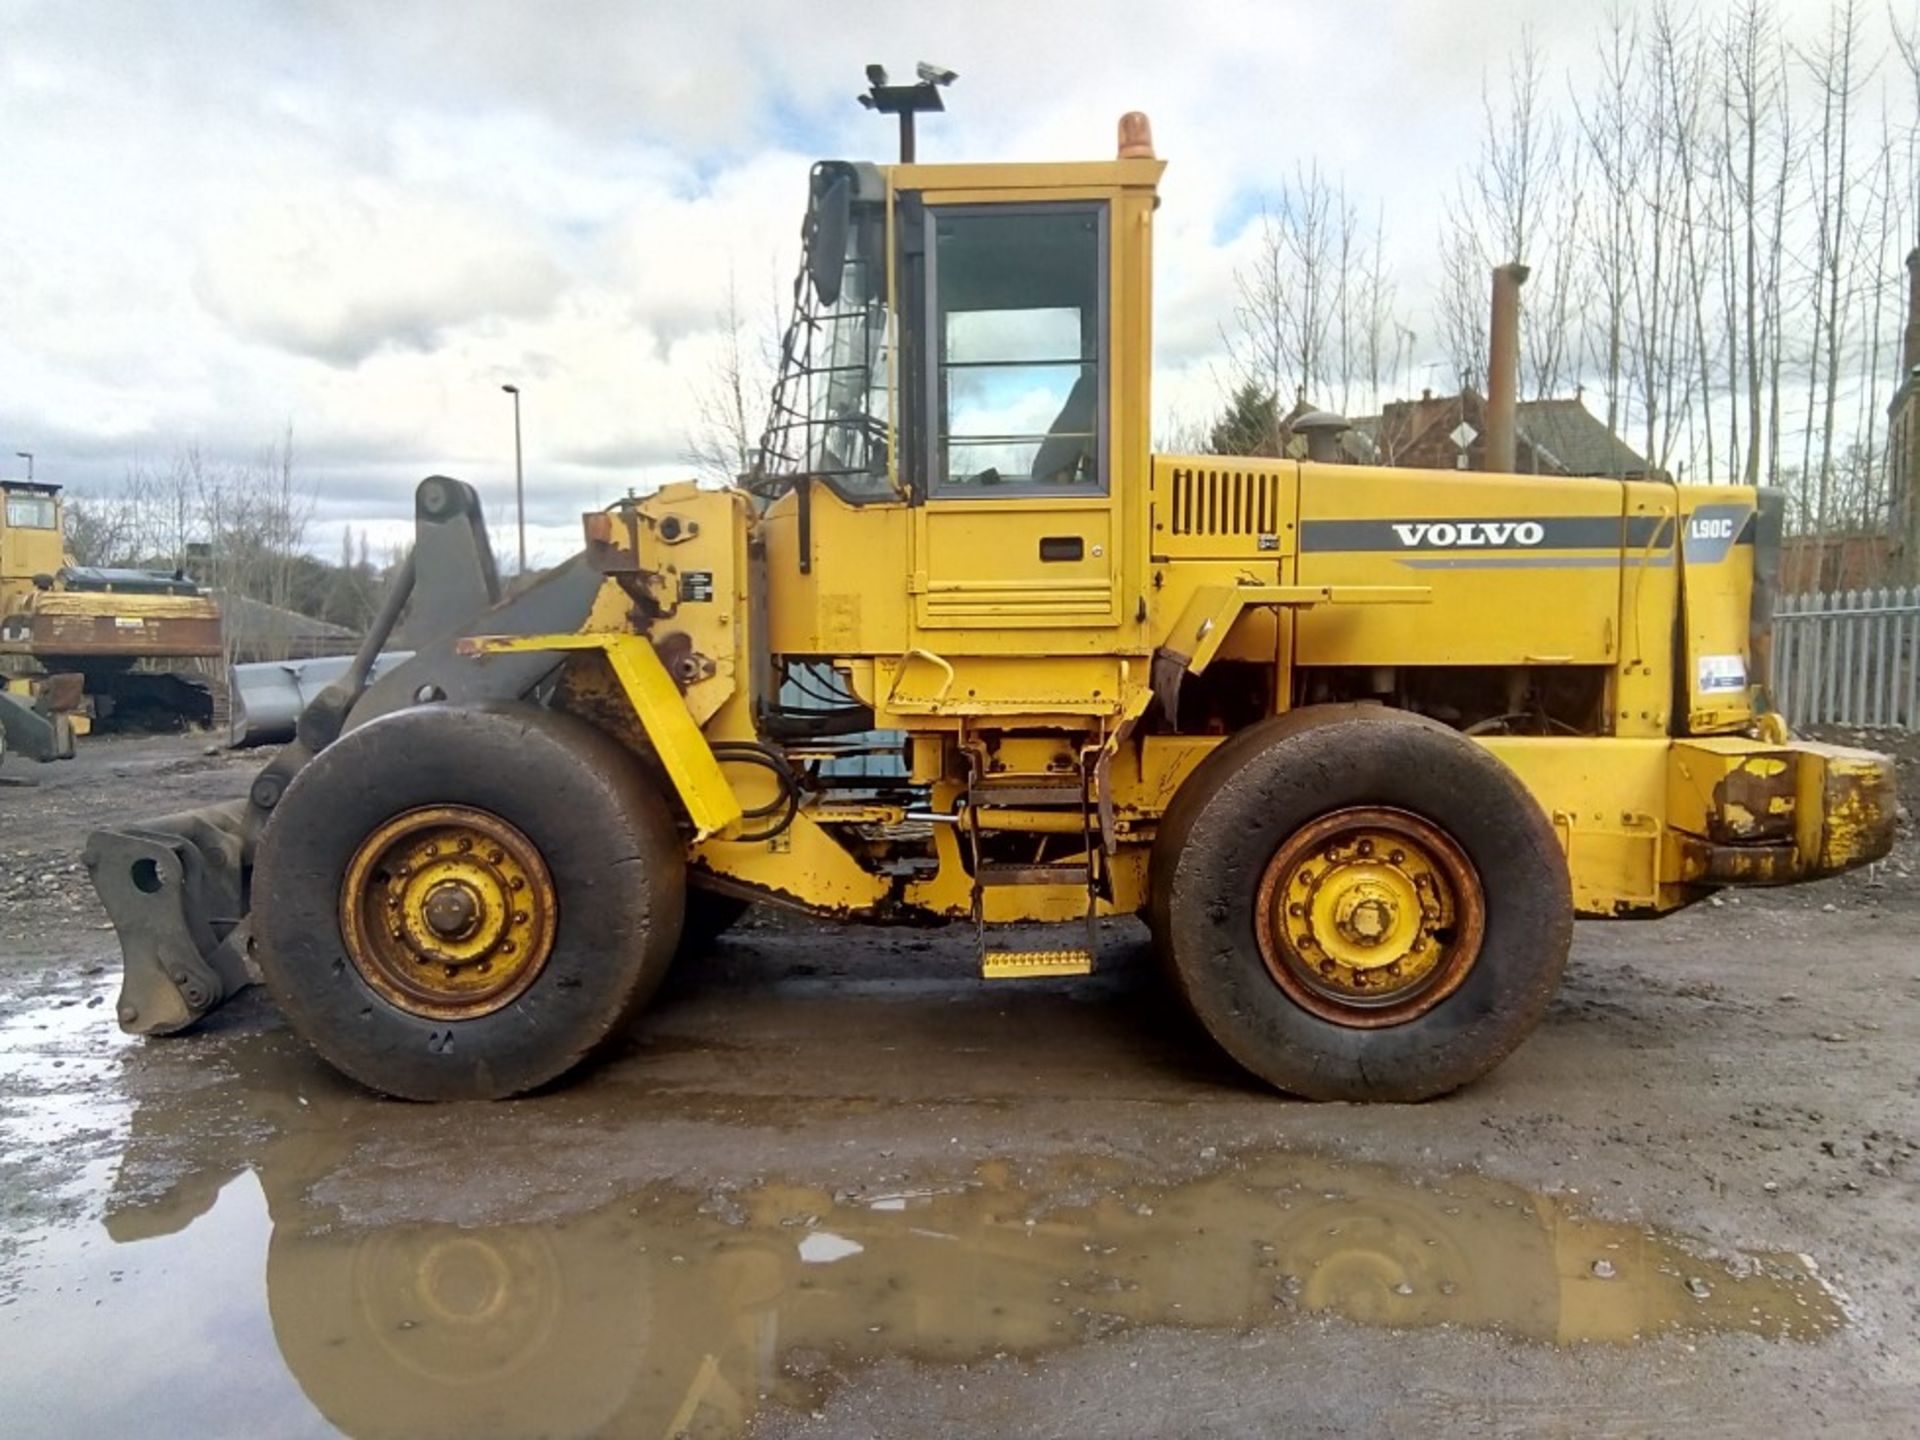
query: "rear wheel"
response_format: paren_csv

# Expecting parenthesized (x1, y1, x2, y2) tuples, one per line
(1149, 705, 1571, 1102)
(254, 704, 685, 1100)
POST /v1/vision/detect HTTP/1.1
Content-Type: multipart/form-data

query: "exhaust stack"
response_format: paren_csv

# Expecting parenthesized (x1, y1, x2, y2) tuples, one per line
(1903, 248, 1920, 374)
(1485, 262, 1529, 473)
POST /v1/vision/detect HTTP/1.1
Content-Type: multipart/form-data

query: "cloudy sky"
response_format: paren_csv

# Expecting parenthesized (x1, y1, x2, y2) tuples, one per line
(0, 0, 1859, 565)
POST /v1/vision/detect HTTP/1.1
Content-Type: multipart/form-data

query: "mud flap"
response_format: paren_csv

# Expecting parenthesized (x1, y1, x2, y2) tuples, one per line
(83, 801, 256, 1035)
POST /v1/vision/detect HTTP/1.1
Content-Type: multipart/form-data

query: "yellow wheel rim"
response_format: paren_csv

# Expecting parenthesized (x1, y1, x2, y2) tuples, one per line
(1254, 807, 1485, 1028)
(340, 805, 558, 1021)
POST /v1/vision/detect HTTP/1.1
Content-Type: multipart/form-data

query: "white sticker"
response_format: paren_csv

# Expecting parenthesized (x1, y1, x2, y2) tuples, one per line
(1697, 653, 1748, 693)
(113, 616, 143, 630)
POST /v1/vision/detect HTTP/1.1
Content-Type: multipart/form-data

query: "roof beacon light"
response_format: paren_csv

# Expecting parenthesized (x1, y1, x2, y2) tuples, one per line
(1118, 111, 1155, 160)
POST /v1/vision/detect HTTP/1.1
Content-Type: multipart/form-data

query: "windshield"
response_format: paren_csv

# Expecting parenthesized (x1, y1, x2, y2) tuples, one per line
(755, 163, 894, 503)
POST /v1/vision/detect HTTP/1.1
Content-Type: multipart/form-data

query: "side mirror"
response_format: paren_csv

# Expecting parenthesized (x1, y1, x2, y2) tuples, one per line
(807, 166, 853, 307)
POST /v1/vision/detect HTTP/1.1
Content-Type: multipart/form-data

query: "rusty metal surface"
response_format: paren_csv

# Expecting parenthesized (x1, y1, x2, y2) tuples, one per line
(1708, 752, 1797, 844)
(4, 593, 222, 660)
(339, 804, 559, 1021)
(1252, 806, 1486, 1028)
(1807, 743, 1899, 876)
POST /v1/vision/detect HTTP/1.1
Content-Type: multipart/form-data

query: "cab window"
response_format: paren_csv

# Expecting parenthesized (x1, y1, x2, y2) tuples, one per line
(4, 495, 56, 529)
(927, 204, 1106, 496)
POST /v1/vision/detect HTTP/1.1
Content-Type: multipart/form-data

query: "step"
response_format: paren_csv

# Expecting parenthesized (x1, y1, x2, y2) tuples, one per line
(981, 948, 1095, 980)
(977, 861, 1092, 887)
(970, 780, 1084, 808)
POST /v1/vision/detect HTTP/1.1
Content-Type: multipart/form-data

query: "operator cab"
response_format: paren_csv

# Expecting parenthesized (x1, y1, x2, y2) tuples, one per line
(752, 81, 1163, 649)
(1, 482, 64, 585)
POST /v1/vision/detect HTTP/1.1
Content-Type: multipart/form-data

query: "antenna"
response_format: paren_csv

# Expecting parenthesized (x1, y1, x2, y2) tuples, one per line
(858, 62, 956, 163)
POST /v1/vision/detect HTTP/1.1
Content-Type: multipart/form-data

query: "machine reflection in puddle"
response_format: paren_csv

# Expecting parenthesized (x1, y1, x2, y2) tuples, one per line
(1, 1129, 1843, 1438)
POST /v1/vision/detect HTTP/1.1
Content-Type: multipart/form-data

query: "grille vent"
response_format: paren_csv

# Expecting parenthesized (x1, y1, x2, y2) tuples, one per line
(1168, 465, 1286, 537)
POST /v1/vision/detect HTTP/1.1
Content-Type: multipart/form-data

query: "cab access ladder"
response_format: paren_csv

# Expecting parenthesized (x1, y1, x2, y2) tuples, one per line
(965, 760, 1107, 979)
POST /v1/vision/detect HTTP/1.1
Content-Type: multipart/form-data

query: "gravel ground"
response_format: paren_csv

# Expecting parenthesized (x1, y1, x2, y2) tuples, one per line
(0, 728, 1914, 1438)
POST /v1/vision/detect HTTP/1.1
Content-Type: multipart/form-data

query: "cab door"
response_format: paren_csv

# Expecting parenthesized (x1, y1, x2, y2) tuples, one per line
(907, 200, 1121, 644)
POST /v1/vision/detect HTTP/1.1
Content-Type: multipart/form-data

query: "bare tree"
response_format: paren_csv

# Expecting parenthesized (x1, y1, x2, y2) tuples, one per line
(1226, 164, 1350, 413)
(1435, 216, 1490, 390)
(1800, 0, 1870, 553)
(684, 268, 780, 486)
(1575, 7, 1643, 438)
(1720, 0, 1787, 486)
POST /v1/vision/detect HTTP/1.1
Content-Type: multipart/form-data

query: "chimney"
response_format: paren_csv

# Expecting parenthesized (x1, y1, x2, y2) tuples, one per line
(1904, 249, 1920, 375)
(1485, 262, 1529, 473)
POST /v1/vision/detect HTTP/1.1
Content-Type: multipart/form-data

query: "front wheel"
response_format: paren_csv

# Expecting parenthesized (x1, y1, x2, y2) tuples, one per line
(1149, 706, 1571, 1102)
(253, 704, 685, 1100)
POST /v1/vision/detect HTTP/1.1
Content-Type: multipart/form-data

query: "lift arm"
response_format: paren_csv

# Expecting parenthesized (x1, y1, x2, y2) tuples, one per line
(460, 632, 744, 838)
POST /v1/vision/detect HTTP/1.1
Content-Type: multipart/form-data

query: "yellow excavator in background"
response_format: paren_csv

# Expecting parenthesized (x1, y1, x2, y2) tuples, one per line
(0, 476, 223, 766)
(83, 76, 1898, 1104)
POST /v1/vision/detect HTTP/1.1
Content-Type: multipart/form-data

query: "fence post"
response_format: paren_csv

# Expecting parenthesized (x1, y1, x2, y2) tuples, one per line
(1875, 586, 1891, 729)
(1906, 584, 1919, 729)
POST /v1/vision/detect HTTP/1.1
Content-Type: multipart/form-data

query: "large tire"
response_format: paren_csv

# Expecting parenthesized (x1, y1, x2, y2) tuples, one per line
(253, 704, 684, 1100)
(1149, 705, 1571, 1102)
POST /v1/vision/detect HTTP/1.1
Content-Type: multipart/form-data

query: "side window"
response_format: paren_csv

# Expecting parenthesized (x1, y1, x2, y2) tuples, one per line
(4, 495, 56, 529)
(928, 204, 1105, 495)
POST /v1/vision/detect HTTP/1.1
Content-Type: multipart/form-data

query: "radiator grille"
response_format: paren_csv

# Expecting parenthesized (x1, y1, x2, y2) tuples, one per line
(1167, 464, 1286, 537)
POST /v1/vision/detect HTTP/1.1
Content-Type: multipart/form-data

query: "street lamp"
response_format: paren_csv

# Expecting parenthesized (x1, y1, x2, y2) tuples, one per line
(14, 452, 31, 481)
(501, 385, 526, 575)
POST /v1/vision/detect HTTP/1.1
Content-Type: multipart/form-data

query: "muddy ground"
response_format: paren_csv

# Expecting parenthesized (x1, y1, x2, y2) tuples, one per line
(0, 731, 1916, 1438)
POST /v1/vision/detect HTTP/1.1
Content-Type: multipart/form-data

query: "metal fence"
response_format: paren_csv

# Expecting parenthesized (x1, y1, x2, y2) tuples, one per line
(1773, 587, 1920, 731)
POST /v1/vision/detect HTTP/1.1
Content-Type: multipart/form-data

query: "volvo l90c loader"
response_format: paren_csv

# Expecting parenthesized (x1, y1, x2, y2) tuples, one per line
(86, 104, 1897, 1103)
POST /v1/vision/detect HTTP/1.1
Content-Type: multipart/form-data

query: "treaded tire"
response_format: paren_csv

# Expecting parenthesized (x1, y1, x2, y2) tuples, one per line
(253, 703, 685, 1100)
(1148, 705, 1571, 1102)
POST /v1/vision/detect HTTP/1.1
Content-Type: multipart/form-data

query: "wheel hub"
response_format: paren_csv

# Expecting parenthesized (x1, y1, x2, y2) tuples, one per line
(423, 882, 481, 939)
(1254, 807, 1485, 1028)
(340, 806, 558, 1020)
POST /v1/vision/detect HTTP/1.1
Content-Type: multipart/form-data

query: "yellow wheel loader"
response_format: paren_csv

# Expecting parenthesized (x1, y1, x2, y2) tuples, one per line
(85, 97, 1897, 1103)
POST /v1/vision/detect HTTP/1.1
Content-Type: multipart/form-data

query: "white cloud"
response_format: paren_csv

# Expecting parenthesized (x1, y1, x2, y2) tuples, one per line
(0, 0, 1898, 551)
(194, 181, 565, 365)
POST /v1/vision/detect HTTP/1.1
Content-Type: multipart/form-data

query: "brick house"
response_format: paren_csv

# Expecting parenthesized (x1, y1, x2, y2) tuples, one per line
(1348, 389, 1658, 479)
(1882, 248, 1920, 582)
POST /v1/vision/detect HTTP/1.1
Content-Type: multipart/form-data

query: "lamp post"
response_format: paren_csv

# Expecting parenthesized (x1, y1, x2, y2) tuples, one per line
(500, 386, 525, 574)
(15, 451, 32, 481)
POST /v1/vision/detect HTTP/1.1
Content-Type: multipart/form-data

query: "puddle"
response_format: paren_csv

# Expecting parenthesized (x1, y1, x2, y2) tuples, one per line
(0, 985, 1847, 1439)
